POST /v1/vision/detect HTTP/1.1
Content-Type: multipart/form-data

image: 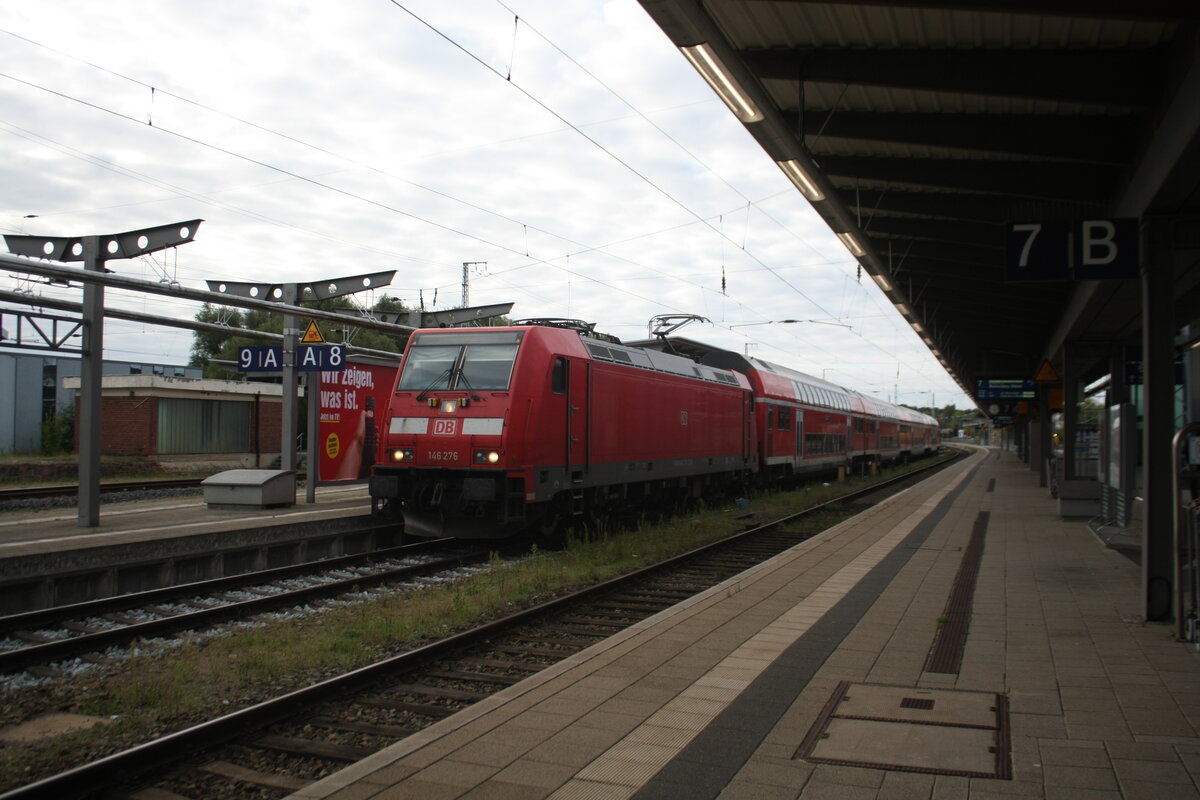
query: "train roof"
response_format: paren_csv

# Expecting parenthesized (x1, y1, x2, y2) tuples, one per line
(408, 325, 751, 391)
(578, 335, 750, 390)
(627, 336, 937, 427)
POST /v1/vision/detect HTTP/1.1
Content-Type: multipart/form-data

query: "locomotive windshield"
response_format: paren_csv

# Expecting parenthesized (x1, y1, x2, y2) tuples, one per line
(398, 332, 522, 393)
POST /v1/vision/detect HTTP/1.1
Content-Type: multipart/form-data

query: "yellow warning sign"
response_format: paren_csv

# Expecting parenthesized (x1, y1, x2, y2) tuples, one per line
(1033, 360, 1060, 383)
(301, 320, 325, 344)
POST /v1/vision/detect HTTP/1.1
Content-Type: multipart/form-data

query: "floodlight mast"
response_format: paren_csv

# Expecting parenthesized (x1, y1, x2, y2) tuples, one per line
(4, 220, 203, 527)
(205, 271, 396, 478)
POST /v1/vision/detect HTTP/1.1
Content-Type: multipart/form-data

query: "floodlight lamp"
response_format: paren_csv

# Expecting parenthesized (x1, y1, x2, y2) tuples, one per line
(680, 43, 764, 123)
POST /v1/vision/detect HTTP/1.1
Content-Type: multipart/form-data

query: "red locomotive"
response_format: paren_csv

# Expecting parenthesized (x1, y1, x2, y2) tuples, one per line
(369, 319, 938, 539)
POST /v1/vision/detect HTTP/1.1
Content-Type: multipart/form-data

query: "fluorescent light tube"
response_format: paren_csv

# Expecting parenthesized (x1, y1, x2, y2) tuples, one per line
(680, 43, 764, 123)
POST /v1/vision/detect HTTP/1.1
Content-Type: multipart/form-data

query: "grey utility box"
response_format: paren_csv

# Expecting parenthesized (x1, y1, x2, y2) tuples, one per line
(202, 469, 296, 509)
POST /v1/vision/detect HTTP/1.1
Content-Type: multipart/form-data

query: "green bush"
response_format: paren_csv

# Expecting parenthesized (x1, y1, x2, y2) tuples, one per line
(40, 405, 75, 456)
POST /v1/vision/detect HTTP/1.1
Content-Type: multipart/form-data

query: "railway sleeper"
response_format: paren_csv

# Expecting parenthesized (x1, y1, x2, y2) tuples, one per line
(549, 625, 619, 638)
(356, 695, 459, 718)
(559, 608, 639, 621)
(453, 657, 543, 673)
(490, 643, 582, 659)
(423, 668, 523, 685)
(509, 634, 603, 649)
(25, 665, 65, 679)
(590, 600, 671, 612)
(126, 786, 194, 799)
(556, 614, 630, 628)
(309, 715, 420, 739)
(199, 759, 309, 792)
(252, 733, 374, 762)
(390, 682, 490, 702)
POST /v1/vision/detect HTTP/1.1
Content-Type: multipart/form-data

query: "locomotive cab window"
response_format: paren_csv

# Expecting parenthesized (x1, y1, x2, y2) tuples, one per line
(460, 343, 519, 390)
(397, 344, 459, 392)
(398, 331, 522, 393)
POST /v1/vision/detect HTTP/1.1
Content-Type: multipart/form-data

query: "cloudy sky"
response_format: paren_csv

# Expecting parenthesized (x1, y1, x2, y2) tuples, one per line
(0, 0, 971, 409)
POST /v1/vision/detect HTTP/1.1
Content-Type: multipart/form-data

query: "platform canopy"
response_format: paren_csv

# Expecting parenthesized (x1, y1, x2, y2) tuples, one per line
(637, 0, 1200, 407)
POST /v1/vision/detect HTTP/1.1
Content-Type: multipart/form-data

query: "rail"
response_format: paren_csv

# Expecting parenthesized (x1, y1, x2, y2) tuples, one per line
(0, 451, 963, 798)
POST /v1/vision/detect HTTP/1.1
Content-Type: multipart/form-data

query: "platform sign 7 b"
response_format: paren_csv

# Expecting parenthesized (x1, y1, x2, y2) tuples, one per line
(1005, 218, 1138, 282)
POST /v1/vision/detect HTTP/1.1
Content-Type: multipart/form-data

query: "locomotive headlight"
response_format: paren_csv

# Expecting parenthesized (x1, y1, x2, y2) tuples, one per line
(391, 448, 415, 463)
(473, 449, 501, 465)
(440, 399, 458, 414)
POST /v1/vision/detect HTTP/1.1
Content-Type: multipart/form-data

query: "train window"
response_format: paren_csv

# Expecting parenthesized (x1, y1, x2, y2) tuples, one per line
(552, 357, 567, 394)
(397, 345, 460, 391)
(397, 342, 520, 392)
(767, 404, 775, 430)
(778, 406, 792, 431)
(459, 343, 520, 390)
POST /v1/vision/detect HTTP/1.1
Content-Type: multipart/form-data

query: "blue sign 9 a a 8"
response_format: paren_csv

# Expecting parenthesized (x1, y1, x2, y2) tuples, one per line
(236, 344, 346, 372)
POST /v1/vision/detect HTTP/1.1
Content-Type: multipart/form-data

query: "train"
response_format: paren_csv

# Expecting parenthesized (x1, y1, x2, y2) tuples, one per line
(368, 319, 939, 539)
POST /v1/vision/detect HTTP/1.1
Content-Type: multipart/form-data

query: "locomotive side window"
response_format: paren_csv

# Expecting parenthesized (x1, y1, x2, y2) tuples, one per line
(552, 357, 567, 394)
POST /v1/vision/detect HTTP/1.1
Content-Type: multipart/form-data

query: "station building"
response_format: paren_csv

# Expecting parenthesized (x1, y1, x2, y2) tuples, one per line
(0, 352, 282, 469)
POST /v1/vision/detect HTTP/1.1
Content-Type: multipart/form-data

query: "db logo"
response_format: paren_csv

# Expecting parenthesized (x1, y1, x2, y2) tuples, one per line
(432, 419, 458, 436)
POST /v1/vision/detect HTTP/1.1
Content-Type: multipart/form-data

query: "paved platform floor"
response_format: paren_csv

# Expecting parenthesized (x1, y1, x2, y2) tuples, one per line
(0, 482, 372, 558)
(283, 447, 1200, 800)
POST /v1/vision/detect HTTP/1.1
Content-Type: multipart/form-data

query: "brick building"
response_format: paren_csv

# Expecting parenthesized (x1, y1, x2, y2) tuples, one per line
(65, 375, 284, 468)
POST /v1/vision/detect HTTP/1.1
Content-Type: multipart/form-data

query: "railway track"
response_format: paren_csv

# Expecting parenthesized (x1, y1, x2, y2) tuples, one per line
(0, 537, 488, 678)
(0, 453, 960, 799)
(0, 479, 204, 503)
(0, 476, 314, 505)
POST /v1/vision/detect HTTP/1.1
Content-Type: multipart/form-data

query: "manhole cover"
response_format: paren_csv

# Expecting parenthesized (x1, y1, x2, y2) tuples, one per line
(796, 681, 1010, 779)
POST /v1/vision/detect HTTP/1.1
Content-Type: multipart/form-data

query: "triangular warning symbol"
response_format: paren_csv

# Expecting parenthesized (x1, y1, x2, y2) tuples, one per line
(1034, 360, 1059, 383)
(301, 320, 325, 344)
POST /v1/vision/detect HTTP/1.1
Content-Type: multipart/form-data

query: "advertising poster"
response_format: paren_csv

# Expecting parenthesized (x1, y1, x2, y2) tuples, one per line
(317, 362, 397, 482)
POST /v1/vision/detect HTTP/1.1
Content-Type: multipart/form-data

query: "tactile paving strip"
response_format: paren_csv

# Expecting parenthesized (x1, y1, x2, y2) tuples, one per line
(925, 510, 990, 673)
(796, 681, 1011, 779)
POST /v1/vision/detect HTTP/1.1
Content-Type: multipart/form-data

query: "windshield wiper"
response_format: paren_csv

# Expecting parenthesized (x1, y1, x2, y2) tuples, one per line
(454, 368, 483, 401)
(415, 368, 453, 402)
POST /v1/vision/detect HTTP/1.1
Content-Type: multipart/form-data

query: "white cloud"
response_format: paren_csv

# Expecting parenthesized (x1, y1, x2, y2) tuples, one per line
(0, 0, 971, 408)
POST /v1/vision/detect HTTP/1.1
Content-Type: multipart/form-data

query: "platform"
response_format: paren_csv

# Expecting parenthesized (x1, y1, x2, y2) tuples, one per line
(0, 483, 382, 611)
(284, 447, 1200, 800)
